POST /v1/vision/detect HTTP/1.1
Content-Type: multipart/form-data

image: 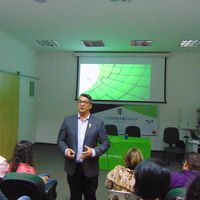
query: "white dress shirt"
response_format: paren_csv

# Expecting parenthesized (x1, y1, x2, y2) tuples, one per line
(76, 114, 89, 162)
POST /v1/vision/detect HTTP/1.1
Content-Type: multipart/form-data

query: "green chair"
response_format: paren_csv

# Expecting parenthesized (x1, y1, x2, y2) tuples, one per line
(165, 187, 186, 200)
(0, 172, 57, 200)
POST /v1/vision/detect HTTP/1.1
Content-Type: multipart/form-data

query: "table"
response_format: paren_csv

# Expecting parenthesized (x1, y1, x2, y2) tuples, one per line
(99, 135, 151, 170)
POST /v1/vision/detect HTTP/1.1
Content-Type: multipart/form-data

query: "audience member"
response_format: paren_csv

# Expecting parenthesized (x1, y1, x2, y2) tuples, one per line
(0, 155, 31, 200)
(0, 192, 31, 200)
(135, 158, 170, 200)
(0, 156, 9, 182)
(105, 148, 144, 192)
(185, 175, 200, 200)
(0, 156, 9, 200)
(9, 140, 35, 173)
(170, 152, 200, 188)
(9, 140, 56, 187)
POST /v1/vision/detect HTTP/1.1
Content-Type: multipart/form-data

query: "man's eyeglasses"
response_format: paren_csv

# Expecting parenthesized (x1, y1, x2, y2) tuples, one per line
(78, 100, 91, 104)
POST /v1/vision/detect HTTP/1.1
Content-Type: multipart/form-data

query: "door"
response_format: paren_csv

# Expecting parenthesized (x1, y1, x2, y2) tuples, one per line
(0, 72, 19, 159)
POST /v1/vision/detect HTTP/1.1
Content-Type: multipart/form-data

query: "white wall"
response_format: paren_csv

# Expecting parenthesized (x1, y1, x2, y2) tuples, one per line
(154, 52, 200, 150)
(36, 51, 77, 143)
(35, 51, 200, 150)
(0, 30, 37, 142)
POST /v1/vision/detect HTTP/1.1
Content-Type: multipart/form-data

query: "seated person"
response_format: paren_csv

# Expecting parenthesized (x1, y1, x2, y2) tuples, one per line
(0, 155, 10, 200)
(0, 192, 31, 200)
(0, 156, 9, 182)
(9, 140, 56, 187)
(105, 148, 144, 192)
(170, 152, 200, 188)
(0, 155, 31, 200)
(134, 158, 170, 200)
(185, 175, 200, 200)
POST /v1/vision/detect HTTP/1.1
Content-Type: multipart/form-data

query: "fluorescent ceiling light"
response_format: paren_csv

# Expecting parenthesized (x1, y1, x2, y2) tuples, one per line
(81, 40, 105, 47)
(110, 0, 132, 2)
(33, 0, 47, 3)
(110, 0, 131, 2)
(131, 40, 152, 47)
(180, 40, 200, 47)
(36, 40, 59, 47)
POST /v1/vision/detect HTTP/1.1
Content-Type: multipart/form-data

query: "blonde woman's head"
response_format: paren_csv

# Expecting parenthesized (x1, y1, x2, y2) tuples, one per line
(124, 148, 144, 170)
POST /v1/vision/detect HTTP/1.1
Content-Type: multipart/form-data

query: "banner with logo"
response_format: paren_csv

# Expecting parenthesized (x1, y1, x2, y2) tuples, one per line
(91, 104, 158, 136)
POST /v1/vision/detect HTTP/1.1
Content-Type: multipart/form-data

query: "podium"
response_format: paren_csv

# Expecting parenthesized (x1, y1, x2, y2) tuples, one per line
(99, 135, 151, 170)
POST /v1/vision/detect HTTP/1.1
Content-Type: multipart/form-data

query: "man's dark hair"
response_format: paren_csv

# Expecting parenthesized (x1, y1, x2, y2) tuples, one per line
(135, 158, 170, 200)
(80, 93, 92, 102)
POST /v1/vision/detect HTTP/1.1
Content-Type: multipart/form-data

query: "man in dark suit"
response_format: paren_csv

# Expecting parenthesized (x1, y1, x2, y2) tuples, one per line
(57, 93, 110, 200)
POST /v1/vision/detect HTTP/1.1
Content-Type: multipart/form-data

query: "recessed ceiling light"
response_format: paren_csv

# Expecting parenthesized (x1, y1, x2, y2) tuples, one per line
(36, 40, 59, 47)
(110, 0, 132, 2)
(131, 40, 152, 47)
(33, 0, 47, 3)
(180, 40, 200, 47)
(81, 40, 105, 47)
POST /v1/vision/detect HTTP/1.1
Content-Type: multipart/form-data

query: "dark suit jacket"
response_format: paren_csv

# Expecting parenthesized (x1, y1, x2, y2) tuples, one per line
(57, 114, 110, 177)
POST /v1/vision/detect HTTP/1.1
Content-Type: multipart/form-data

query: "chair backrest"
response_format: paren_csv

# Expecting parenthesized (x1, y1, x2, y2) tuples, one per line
(163, 127, 179, 145)
(108, 189, 137, 200)
(105, 124, 118, 136)
(125, 126, 141, 137)
(164, 187, 186, 200)
(0, 172, 46, 200)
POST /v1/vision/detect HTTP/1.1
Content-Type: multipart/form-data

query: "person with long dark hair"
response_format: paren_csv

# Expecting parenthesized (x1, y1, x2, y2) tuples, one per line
(135, 158, 170, 200)
(9, 140, 56, 188)
(9, 140, 35, 174)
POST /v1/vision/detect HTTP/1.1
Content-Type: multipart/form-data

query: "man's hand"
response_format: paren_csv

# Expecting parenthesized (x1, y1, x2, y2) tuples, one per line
(81, 145, 92, 160)
(66, 148, 75, 159)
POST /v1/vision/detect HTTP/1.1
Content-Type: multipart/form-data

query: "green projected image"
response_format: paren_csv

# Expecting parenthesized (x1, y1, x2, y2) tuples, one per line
(79, 64, 151, 101)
